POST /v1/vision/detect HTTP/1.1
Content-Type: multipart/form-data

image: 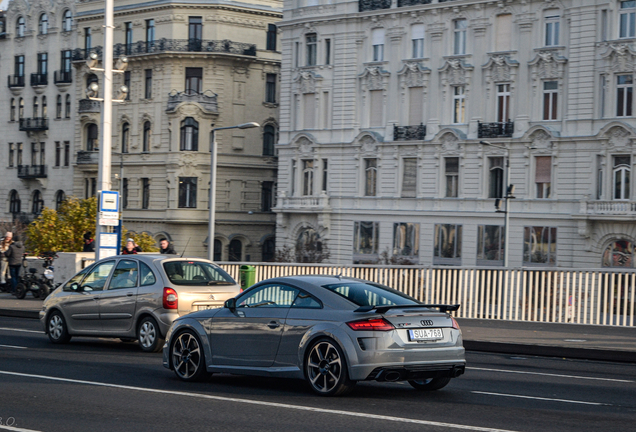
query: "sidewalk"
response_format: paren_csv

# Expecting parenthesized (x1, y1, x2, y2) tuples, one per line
(1, 293, 634, 362)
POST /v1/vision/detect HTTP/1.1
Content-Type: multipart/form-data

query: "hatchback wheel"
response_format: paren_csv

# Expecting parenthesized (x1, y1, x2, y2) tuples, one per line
(171, 330, 209, 382)
(408, 377, 451, 391)
(305, 338, 355, 396)
(48, 311, 71, 344)
(137, 316, 164, 353)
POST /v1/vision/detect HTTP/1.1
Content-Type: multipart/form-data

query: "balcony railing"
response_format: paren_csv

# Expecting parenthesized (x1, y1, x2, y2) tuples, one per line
(398, 0, 432, 6)
(7, 74, 25, 88)
(478, 121, 514, 138)
(78, 99, 101, 113)
(359, 0, 391, 11)
(54, 70, 72, 84)
(166, 90, 218, 113)
(394, 124, 426, 141)
(76, 151, 99, 165)
(19, 117, 48, 132)
(276, 195, 330, 211)
(17, 165, 47, 179)
(581, 200, 636, 216)
(30, 73, 48, 86)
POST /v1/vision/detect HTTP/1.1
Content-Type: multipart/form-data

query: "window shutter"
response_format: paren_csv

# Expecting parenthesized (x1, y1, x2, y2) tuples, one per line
(402, 158, 417, 198)
(370, 90, 383, 126)
(303, 93, 315, 129)
(411, 24, 424, 40)
(495, 14, 512, 52)
(409, 87, 423, 125)
(535, 156, 552, 183)
(372, 28, 384, 46)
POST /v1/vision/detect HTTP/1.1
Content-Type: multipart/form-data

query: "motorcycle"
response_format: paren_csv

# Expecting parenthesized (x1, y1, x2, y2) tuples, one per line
(14, 252, 58, 300)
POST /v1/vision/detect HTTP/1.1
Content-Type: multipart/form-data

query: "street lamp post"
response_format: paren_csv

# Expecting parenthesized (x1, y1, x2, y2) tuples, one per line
(208, 122, 260, 261)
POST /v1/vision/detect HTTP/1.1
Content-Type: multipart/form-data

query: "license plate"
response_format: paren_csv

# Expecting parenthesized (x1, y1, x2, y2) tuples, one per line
(197, 305, 216, 311)
(408, 328, 443, 341)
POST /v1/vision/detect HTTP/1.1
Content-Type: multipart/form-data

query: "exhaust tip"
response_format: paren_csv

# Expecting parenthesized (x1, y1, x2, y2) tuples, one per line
(384, 371, 402, 382)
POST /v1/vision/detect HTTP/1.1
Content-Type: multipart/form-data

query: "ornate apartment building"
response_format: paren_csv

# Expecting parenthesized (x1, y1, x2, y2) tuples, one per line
(276, 0, 636, 268)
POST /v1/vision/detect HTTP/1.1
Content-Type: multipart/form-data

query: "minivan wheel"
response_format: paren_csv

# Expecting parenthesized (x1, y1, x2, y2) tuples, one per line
(48, 311, 71, 344)
(171, 330, 209, 382)
(305, 338, 356, 396)
(137, 316, 164, 353)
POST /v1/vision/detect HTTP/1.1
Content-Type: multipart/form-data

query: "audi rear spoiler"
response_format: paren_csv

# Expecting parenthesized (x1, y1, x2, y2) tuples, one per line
(354, 304, 461, 314)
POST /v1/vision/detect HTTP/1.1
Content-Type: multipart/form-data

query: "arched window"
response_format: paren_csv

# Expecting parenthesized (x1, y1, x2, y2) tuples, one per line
(32, 190, 44, 215)
(33, 97, 39, 118)
(16, 16, 25, 38)
(65, 94, 71, 118)
(19, 98, 24, 119)
(214, 239, 222, 261)
(56, 95, 62, 119)
(55, 190, 66, 210)
(86, 123, 98, 151)
(142, 121, 151, 152)
(9, 190, 21, 214)
(121, 122, 130, 153)
(39, 14, 48, 35)
(603, 239, 634, 268)
(62, 10, 73, 32)
(180, 117, 198, 151)
(262, 237, 275, 262)
(10, 98, 16, 121)
(228, 239, 242, 262)
(263, 124, 276, 156)
(42, 96, 47, 118)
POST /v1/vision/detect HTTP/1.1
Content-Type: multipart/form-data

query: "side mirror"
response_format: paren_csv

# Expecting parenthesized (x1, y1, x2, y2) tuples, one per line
(224, 298, 236, 312)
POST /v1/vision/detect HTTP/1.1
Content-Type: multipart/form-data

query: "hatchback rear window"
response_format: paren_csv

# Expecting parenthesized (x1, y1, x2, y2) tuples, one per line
(163, 261, 236, 286)
(322, 282, 420, 307)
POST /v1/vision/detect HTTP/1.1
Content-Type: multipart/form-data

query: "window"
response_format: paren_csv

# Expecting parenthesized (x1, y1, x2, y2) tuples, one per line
(42, 96, 47, 118)
(353, 221, 379, 261)
(497, 84, 510, 123)
(185, 68, 203, 94)
(393, 223, 419, 257)
(55, 190, 66, 210)
(123, 71, 131, 100)
(19, 98, 24, 119)
(597, 156, 604, 200)
(302, 160, 314, 196)
(322, 159, 328, 192)
(212, 239, 222, 261)
(188, 17, 202, 51)
(56, 95, 62, 119)
(543, 81, 558, 120)
(180, 117, 198, 151)
(63, 10, 72, 32)
(620, 1, 636, 39)
(178, 177, 197, 208)
(228, 239, 242, 262)
(9, 190, 21, 214)
(65, 94, 71, 118)
(80, 260, 116, 291)
(454, 19, 467, 55)
(32, 190, 44, 215)
(295, 42, 300, 68)
(372, 28, 384, 62)
(142, 178, 150, 209)
(369, 90, 383, 126)
(261, 181, 274, 212)
(144, 69, 152, 99)
(364, 158, 377, 196)
(262, 238, 275, 262)
(603, 239, 634, 267)
(266, 23, 277, 51)
(64, 141, 70, 166)
(237, 283, 300, 307)
(124, 22, 133, 55)
(613, 155, 631, 200)
(61, 50, 72, 74)
(109, 260, 138, 289)
(291, 160, 297, 196)
(535, 156, 552, 198)
(617, 75, 633, 117)
(495, 14, 512, 52)
(55, 141, 61, 167)
(545, 15, 560, 46)
(411, 24, 424, 59)
(33, 97, 39, 118)
(325, 38, 331, 65)
(86, 124, 98, 151)
(523, 226, 557, 265)
(306, 33, 317, 66)
(477, 225, 504, 265)
(266, 73, 276, 103)
(17, 143, 23, 166)
(401, 158, 417, 198)
(39, 14, 48, 35)
(8, 143, 14, 168)
(143, 121, 151, 152)
(434, 224, 462, 265)
(489, 157, 505, 198)
(84, 27, 92, 51)
(146, 19, 155, 52)
(453, 86, 465, 124)
(10, 99, 16, 121)
(139, 262, 157, 286)
(445, 157, 459, 198)
(263, 124, 276, 156)
(15, 55, 25, 78)
(121, 123, 130, 153)
(16, 16, 25, 38)
(122, 178, 129, 209)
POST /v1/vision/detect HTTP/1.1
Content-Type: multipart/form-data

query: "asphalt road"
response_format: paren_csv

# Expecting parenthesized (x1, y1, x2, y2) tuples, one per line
(0, 316, 635, 432)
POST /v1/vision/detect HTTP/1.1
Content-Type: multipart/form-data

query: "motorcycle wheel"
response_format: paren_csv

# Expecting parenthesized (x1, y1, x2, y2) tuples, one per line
(38, 282, 50, 299)
(15, 283, 27, 299)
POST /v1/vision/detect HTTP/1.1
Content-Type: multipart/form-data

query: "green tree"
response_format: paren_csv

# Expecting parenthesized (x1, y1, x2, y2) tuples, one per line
(120, 227, 159, 253)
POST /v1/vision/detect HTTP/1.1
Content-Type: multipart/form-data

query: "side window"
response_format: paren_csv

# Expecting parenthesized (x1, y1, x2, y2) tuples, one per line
(140, 262, 157, 286)
(63, 267, 90, 291)
(237, 284, 300, 308)
(109, 259, 139, 289)
(291, 291, 322, 309)
(80, 261, 116, 291)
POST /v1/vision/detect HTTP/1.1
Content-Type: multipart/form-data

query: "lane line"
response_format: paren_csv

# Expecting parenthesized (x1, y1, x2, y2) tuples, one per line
(0, 425, 42, 432)
(0, 328, 43, 334)
(471, 391, 609, 406)
(468, 367, 635, 383)
(0, 344, 27, 350)
(0, 370, 520, 432)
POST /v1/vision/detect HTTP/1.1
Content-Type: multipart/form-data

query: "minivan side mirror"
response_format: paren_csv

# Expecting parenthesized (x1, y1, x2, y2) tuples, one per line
(224, 298, 236, 312)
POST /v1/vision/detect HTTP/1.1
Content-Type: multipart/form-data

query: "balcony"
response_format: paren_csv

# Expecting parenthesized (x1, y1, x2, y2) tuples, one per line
(398, 0, 432, 6)
(17, 165, 47, 179)
(394, 124, 426, 141)
(78, 99, 101, 113)
(166, 90, 218, 113)
(76, 151, 99, 165)
(359, 0, 391, 12)
(54, 70, 72, 84)
(30, 73, 48, 87)
(478, 121, 514, 138)
(578, 200, 636, 220)
(276, 194, 331, 213)
(19, 117, 48, 132)
(7, 74, 25, 88)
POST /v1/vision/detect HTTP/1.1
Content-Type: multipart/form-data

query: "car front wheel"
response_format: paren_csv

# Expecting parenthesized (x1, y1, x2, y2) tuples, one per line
(305, 338, 355, 396)
(137, 316, 164, 353)
(408, 377, 451, 391)
(171, 330, 209, 382)
(48, 311, 71, 344)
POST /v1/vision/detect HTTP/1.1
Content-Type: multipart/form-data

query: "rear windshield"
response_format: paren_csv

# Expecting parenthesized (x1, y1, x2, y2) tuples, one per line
(322, 281, 420, 307)
(163, 261, 236, 286)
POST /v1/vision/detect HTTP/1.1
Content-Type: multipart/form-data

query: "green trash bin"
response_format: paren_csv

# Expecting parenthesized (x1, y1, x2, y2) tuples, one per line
(239, 265, 256, 289)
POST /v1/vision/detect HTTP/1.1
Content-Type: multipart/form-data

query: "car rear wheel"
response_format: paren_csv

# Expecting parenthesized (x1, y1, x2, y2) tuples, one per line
(137, 316, 164, 353)
(408, 377, 451, 391)
(305, 338, 355, 396)
(48, 311, 71, 344)
(171, 330, 209, 382)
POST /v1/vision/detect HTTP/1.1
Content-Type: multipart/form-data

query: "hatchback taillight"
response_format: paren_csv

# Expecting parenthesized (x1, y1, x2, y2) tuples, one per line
(347, 318, 395, 332)
(451, 316, 460, 330)
(163, 287, 178, 310)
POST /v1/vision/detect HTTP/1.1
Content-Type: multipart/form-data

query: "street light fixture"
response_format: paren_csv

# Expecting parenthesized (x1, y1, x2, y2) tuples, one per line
(480, 140, 514, 267)
(208, 122, 260, 261)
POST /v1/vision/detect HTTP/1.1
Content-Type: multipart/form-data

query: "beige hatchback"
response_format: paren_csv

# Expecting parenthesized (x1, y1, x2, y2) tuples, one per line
(39, 254, 241, 352)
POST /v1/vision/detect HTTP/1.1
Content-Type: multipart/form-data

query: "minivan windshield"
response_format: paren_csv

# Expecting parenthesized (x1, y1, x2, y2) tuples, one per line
(322, 281, 421, 307)
(163, 261, 236, 286)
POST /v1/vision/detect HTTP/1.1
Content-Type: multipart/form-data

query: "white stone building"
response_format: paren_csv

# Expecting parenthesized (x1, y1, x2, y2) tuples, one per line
(276, 0, 636, 269)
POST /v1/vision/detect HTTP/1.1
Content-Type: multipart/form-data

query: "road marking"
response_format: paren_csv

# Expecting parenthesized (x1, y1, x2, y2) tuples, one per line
(0, 370, 520, 432)
(468, 367, 635, 383)
(471, 391, 609, 406)
(0, 424, 41, 432)
(0, 327, 43, 334)
(0, 344, 27, 349)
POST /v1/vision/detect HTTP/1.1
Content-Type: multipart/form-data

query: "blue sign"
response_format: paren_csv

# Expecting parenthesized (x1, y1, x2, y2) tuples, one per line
(100, 191, 119, 212)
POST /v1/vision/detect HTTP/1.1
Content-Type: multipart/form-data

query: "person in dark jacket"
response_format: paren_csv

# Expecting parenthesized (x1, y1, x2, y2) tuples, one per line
(4, 234, 25, 294)
(83, 232, 95, 252)
(121, 238, 142, 255)
(159, 238, 176, 255)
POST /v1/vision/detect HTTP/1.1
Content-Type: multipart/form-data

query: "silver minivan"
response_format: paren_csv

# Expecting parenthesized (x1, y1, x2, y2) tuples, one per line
(39, 255, 241, 352)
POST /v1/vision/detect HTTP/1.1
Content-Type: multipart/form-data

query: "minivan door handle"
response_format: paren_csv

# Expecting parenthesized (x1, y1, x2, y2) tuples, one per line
(126, 292, 133, 297)
(267, 321, 280, 329)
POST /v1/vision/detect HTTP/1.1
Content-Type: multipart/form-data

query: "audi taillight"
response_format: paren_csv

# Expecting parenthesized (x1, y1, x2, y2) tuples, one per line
(347, 318, 395, 332)
(451, 316, 460, 330)
(163, 287, 178, 309)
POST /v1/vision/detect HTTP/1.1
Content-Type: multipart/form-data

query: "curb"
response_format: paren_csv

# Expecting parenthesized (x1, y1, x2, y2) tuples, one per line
(0, 309, 40, 319)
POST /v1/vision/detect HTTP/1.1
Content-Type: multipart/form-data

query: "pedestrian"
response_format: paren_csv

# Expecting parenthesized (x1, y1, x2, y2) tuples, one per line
(83, 231, 95, 252)
(4, 234, 25, 294)
(159, 238, 176, 255)
(0, 232, 13, 285)
(121, 238, 142, 255)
